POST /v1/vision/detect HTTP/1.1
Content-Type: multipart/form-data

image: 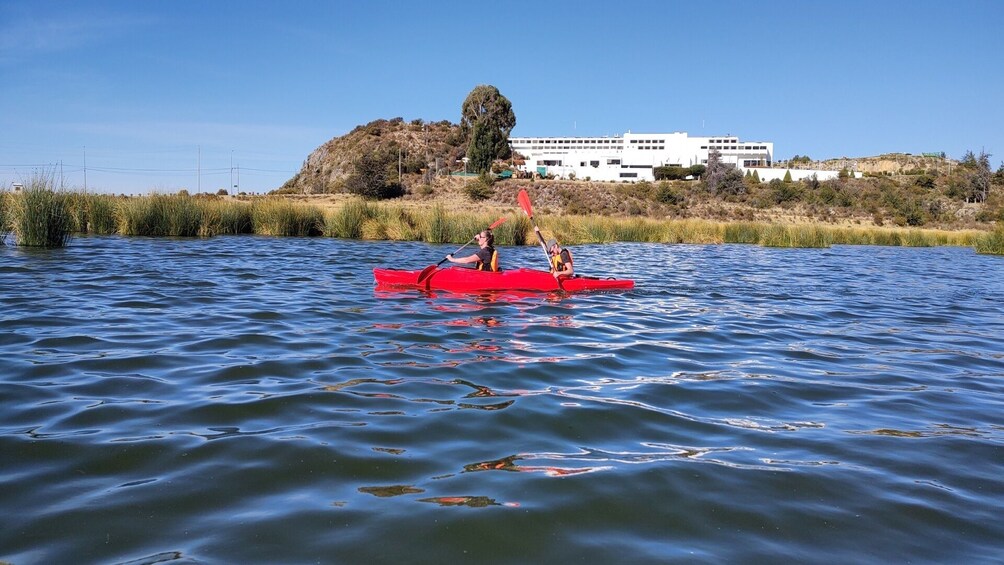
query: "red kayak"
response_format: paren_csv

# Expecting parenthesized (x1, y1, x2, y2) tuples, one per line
(373, 267, 634, 292)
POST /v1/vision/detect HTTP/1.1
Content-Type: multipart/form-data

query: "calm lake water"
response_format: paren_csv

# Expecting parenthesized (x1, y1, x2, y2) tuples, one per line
(2, 236, 1003, 564)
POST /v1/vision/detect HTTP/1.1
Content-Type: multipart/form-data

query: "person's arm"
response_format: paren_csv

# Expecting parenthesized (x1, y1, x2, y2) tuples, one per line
(446, 252, 480, 265)
(555, 250, 574, 277)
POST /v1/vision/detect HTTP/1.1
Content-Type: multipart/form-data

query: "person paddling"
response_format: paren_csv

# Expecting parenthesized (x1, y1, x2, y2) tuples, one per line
(446, 229, 499, 271)
(534, 226, 573, 279)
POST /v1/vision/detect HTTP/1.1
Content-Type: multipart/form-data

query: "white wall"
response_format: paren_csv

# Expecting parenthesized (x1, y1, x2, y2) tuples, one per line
(510, 131, 777, 182)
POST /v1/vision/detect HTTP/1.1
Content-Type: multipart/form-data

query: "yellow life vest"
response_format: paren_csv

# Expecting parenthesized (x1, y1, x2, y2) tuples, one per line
(551, 248, 572, 272)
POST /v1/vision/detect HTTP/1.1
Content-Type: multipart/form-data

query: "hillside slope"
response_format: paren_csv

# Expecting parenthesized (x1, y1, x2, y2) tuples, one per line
(282, 118, 466, 194)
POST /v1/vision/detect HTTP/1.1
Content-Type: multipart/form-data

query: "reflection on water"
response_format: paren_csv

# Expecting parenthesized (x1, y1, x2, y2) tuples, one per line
(1, 238, 1003, 563)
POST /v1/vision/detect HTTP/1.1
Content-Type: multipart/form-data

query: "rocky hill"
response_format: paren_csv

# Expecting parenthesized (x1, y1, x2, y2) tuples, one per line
(791, 153, 955, 175)
(281, 118, 466, 194)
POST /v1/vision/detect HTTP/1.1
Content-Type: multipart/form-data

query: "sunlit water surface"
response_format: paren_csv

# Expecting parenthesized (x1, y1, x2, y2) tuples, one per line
(2, 236, 1003, 563)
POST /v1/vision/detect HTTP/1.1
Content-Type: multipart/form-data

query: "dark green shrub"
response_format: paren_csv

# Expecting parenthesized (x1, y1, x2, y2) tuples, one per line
(654, 165, 689, 180)
(345, 152, 404, 199)
(655, 182, 684, 205)
(464, 174, 495, 201)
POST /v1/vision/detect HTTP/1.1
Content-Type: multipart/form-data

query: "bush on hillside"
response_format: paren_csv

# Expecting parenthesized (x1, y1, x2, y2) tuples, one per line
(345, 152, 404, 199)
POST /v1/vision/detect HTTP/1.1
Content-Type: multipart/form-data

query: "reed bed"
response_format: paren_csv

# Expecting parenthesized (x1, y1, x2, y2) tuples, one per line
(7, 175, 73, 247)
(5, 188, 997, 254)
(324, 198, 376, 239)
(86, 194, 118, 234)
(421, 204, 452, 244)
(117, 194, 203, 236)
(251, 198, 323, 237)
(723, 222, 764, 244)
(0, 190, 10, 245)
(975, 224, 1004, 255)
(200, 199, 255, 236)
(758, 224, 832, 248)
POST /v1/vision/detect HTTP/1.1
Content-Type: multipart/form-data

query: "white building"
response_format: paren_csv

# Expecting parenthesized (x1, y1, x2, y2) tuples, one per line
(509, 132, 775, 182)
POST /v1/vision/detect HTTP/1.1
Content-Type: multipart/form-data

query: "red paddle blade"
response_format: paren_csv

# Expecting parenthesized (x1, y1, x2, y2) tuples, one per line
(415, 264, 438, 284)
(517, 189, 533, 218)
(489, 216, 507, 230)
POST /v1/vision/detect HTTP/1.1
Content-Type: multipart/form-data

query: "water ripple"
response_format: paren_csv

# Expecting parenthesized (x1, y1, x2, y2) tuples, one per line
(2, 238, 1003, 563)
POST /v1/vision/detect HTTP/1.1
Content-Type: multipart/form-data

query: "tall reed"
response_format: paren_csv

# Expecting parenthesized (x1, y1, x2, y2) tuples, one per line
(252, 198, 323, 236)
(117, 194, 203, 236)
(759, 224, 832, 248)
(661, 219, 724, 244)
(200, 199, 254, 236)
(0, 190, 10, 244)
(975, 223, 1004, 255)
(324, 198, 375, 239)
(8, 174, 73, 247)
(86, 194, 119, 234)
(723, 222, 765, 244)
(493, 214, 530, 246)
(377, 206, 421, 241)
(422, 204, 451, 244)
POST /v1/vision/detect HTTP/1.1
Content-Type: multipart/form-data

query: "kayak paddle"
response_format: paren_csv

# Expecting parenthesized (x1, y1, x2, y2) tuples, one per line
(517, 189, 564, 291)
(416, 216, 507, 284)
(517, 189, 553, 269)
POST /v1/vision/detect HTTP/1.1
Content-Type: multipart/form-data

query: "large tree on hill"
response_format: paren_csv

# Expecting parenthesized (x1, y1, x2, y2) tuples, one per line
(466, 121, 497, 176)
(461, 85, 516, 167)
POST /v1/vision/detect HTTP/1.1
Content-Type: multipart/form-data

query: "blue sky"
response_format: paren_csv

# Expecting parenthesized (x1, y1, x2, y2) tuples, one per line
(2, 0, 1002, 194)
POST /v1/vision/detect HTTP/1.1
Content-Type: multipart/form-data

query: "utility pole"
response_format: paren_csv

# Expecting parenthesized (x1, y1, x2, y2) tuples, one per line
(83, 146, 87, 192)
(230, 150, 234, 194)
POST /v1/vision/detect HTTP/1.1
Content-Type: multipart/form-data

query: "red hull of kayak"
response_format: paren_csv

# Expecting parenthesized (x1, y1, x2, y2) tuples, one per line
(373, 267, 634, 292)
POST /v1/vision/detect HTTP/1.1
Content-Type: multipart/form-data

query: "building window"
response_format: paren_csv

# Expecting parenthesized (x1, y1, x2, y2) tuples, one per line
(620, 172, 637, 178)
(607, 159, 621, 165)
(590, 161, 599, 167)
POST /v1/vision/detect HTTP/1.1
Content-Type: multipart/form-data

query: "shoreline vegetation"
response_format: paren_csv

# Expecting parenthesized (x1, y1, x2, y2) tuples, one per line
(2, 180, 1002, 255)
